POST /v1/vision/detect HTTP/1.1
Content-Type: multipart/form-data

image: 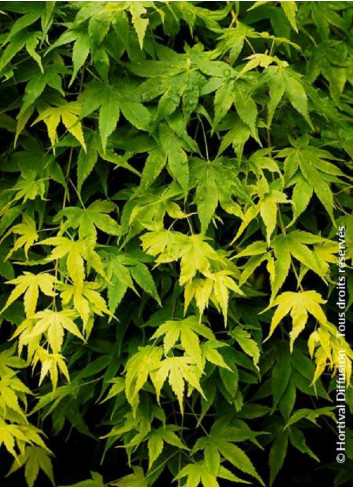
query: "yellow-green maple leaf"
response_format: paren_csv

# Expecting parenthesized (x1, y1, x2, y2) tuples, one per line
(11, 318, 40, 360)
(231, 328, 260, 367)
(32, 346, 70, 389)
(0, 419, 31, 459)
(308, 322, 353, 385)
(237, 52, 277, 79)
(33, 102, 86, 151)
(10, 170, 46, 204)
(152, 356, 205, 413)
(151, 316, 215, 367)
(184, 271, 243, 324)
(27, 309, 84, 353)
(0, 374, 31, 420)
(125, 346, 163, 413)
(147, 426, 187, 468)
(7, 446, 54, 487)
(55, 200, 123, 243)
(115, 466, 147, 488)
(60, 281, 111, 333)
(233, 188, 289, 244)
(178, 235, 220, 285)
(1, 272, 57, 318)
(1, 215, 38, 260)
(0, 346, 26, 377)
(174, 460, 249, 487)
(264, 290, 327, 350)
(200, 340, 232, 371)
(175, 461, 219, 487)
(141, 231, 222, 285)
(237, 232, 335, 302)
(0, 419, 47, 461)
(141, 229, 185, 262)
(40, 237, 105, 287)
(260, 190, 289, 244)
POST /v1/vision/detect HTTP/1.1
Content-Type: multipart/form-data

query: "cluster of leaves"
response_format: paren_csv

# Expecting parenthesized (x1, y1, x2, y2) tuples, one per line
(0, 1, 353, 486)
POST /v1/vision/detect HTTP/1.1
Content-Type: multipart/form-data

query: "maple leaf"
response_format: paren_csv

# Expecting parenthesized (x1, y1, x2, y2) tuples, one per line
(233, 188, 289, 244)
(200, 340, 232, 371)
(26, 309, 84, 353)
(152, 356, 205, 413)
(231, 328, 260, 367)
(198, 418, 264, 484)
(264, 290, 328, 349)
(115, 466, 147, 488)
(237, 53, 278, 79)
(213, 75, 260, 137)
(178, 235, 221, 285)
(104, 255, 138, 312)
(7, 446, 54, 487)
(142, 230, 243, 320)
(158, 125, 190, 192)
(32, 346, 70, 390)
(0, 419, 32, 459)
(237, 231, 333, 300)
(184, 271, 243, 323)
(56, 200, 123, 242)
(76, 134, 99, 194)
(0, 19, 43, 74)
(151, 316, 215, 367)
(277, 139, 346, 223)
(72, 471, 105, 487)
(235, 240, 270, 284)
(80, 81, 151, 151)
(213, 21, 262, 64)
(189, 157, 249, 233)
(128, 183, 187, 232)
(0, 416, 47, 463)
(289, 174, 314, 223)
(0, 373, 31, 420)
(308, 322, 353, 384)
(1, 272, 57, 318)
(175, 459, 250, 487)
(140, 229, 182, 260)
(264, 64, 313, 128)
(281, 1, 298, 31)
(147, 426, 187, 468)
(307, 40, 348, 103)
(1, 215, 38, 260)
(140, 148, 168, 189)
(0, 346, 26, 377)
(125, 346, 163, 412)
(11, 318, 40, 360)
(60, 281, 111, 332)
(271, 231, 331, 298)
(33, 102, 86, 151)
(244, 148, 281, 179)
(174, 460, 219, 487)
(141, 230, 223, 285)
(259, 190, 290, 244)
(285, 406, 336, 429)
(129, 2, 149, 49)
(10, 170, 46, 204)
(40, 236, 106, 287)
(70, 31, 90, 86)
(102, 249, 160, 312)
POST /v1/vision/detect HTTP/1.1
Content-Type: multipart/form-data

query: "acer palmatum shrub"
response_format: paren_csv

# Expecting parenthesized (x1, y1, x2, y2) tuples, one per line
(0, 1, 352, 487)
